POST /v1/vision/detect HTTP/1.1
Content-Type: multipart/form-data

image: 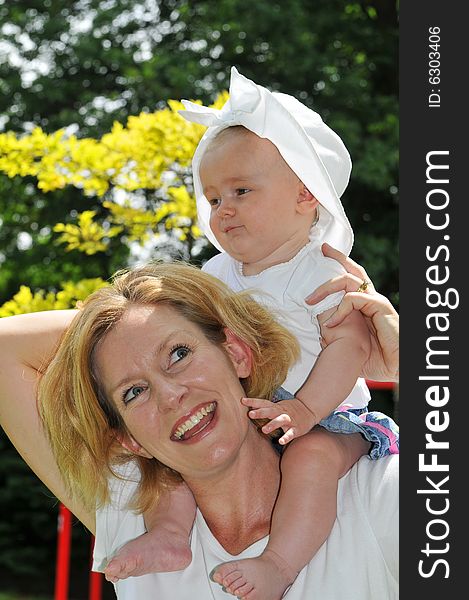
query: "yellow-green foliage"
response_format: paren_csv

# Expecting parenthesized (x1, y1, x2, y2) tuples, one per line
(0, 91, 228, 314)
(0, 91, 228, 254)
(0, 97, 224, 195)
(53, 210, 123, 255)
(0, 279, 110, 317)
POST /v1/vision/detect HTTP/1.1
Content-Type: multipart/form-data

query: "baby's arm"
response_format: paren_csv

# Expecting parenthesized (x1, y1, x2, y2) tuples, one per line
(244, 307, 370, 445)
(295, 305, 371, 422)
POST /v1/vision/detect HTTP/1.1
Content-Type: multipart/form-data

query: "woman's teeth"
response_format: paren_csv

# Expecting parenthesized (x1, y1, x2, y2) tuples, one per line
(173, 402, 216, 440)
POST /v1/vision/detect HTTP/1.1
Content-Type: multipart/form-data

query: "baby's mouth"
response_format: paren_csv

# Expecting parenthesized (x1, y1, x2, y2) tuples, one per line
(224, 225, 242, 233)
(170, 402, 217, 441)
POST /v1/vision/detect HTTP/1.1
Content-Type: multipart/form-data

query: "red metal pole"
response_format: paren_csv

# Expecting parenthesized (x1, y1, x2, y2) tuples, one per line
(54, 503, 72, 600)
(89, 536, 103, 600)
(366, 380, 395, 390)
(89, 569, 103, 600)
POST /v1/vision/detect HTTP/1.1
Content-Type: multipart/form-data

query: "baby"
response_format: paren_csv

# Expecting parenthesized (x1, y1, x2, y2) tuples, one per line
(104, 68, 399, 600)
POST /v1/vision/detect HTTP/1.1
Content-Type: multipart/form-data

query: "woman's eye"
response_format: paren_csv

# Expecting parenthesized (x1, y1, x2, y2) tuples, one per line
(123, 385, 146, 404)
(169, 345, 191, 366)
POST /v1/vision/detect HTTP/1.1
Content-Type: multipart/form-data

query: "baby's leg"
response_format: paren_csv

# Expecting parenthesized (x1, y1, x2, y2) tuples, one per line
(212, 430, 369, 600)
(105, 482, 196, 582)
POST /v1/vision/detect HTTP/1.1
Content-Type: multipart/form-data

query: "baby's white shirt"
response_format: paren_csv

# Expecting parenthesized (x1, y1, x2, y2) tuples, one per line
(202, 241, 370, 408)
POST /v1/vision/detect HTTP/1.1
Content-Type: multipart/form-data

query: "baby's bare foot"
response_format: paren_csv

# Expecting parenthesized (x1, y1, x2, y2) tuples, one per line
(212, 549, 297, 600)
(104, 529, 192, 583)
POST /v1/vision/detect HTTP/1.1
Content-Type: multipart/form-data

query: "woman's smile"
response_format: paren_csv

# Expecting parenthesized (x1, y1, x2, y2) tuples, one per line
(170, 401, 218, 442)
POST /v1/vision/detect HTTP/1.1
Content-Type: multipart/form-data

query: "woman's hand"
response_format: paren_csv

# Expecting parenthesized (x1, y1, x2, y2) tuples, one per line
(241, 396, 319, 445)
(306, 243, 399, 382)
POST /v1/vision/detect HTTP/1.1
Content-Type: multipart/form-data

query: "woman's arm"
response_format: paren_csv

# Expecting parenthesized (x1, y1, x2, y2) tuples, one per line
(306, 243, 399, 382)
(0, 310, 95, 533)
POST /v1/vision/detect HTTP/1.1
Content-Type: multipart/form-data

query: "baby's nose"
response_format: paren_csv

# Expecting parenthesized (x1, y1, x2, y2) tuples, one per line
(218, 197, 236, 216)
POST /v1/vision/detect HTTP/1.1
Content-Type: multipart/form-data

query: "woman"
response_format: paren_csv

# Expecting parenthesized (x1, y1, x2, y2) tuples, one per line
(0, 259, 398, 600)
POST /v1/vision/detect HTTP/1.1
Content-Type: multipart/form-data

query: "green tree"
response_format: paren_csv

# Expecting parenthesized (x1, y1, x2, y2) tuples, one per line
(1, 0, 398, 302)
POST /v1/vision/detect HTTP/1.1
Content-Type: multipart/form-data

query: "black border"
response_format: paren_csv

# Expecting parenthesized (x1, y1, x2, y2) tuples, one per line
(400, 2, 466, 596)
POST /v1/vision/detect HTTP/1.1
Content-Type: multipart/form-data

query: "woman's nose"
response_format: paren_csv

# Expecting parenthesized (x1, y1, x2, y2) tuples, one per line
(155, 378, 187, 413)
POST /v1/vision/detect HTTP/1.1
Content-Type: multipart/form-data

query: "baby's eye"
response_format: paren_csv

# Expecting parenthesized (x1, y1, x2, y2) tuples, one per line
(208, 197, 221, 207)
(169, 345, 191, 366)
(236, 188, 250, 196)
(123, 385, 147, 404)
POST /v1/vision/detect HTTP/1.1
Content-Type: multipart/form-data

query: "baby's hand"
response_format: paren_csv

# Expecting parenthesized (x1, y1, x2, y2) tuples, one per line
(241, 397, 319, 445)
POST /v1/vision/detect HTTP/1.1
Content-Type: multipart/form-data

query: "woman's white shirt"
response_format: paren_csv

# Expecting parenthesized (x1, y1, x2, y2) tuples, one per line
(93, 455, 398, 600)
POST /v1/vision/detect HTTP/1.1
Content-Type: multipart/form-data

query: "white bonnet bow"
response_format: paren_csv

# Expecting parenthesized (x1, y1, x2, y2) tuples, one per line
(179, 67, 354, 255)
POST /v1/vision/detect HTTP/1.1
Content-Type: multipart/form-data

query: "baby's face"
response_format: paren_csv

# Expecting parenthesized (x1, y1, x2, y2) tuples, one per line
(200, 129, 312, 270)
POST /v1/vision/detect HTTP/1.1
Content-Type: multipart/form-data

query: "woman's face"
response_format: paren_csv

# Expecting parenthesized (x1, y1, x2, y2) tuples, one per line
(94, 303, 255, 479)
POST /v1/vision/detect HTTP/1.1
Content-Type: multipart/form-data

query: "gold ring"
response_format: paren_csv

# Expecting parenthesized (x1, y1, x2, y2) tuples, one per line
(356, 279, 371, 293)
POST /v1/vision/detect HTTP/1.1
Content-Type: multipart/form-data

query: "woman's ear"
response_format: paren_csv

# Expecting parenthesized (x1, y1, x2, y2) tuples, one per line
(116, 432, 153, 459)
(223, 328, 253, 378)
(296, 184, 319, 215)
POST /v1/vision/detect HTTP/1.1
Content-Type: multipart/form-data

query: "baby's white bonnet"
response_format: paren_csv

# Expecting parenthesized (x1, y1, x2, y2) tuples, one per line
(179, 67, 354, 255)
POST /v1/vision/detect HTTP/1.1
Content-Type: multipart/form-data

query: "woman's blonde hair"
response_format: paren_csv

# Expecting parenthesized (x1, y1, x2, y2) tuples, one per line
(39, 262, 299, 512)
